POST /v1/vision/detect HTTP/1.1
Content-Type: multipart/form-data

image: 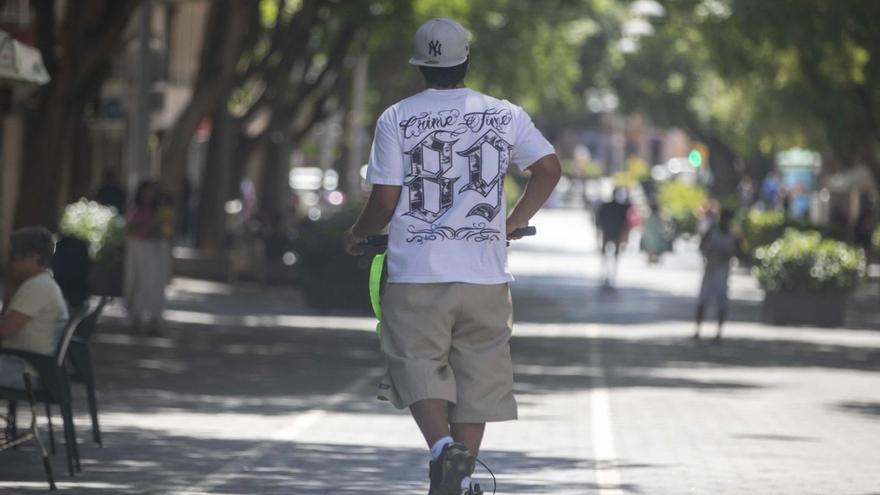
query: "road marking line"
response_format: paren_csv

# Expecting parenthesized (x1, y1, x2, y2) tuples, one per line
(588, 325, 624, 495)
(177, 369, 382, 495)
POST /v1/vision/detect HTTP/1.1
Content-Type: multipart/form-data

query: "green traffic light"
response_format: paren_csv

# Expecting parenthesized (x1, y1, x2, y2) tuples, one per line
(688, 149, 702, 168)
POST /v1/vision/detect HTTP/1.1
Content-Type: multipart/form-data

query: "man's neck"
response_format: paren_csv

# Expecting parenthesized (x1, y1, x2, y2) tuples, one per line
(21, 268, 46, 281)
(426, 83, 466, 90)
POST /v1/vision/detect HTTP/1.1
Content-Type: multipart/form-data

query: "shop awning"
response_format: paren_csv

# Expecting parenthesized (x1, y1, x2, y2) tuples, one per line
(0, 30, 50, 86)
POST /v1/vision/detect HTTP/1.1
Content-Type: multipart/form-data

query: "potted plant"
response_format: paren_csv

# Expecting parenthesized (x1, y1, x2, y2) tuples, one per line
(739, 209, 785, 255)
(656, 180, 706, 237)
(755, 229, 864, 327)
(59, 199, 126, 296)
(291, 204, 372, 313)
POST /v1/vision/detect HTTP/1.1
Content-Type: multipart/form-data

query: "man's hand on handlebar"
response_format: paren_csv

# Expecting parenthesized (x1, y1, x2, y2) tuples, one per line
(343, 228, 366, 256)
(506, 216, 530, 240)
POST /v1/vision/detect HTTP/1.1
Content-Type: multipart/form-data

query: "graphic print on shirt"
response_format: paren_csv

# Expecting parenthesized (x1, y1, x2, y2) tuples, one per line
(458, 129, 512, 222)
(400, 108, 513, 244)
(403, 132, 459, 224)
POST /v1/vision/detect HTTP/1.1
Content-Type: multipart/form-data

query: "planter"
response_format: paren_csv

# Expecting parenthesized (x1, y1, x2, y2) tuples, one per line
(298, 257, 372, 313)
(89, 259, 124, 297)
(762, 291, 847, 327)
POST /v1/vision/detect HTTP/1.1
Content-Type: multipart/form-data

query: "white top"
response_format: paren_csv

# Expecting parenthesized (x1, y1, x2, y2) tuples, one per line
(702, 229, 738, 272)
(367, 87, 555, 284)
(5, 271, 69, 355)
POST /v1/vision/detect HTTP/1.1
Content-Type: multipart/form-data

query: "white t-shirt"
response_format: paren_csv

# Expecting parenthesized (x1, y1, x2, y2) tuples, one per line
(367, 87, 555, 284)
(5, 271, 69, 355)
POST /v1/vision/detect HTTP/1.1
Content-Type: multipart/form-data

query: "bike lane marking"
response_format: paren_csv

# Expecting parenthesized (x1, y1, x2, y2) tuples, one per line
(177, 369, 382, 495)
(588, 324, 624, 495)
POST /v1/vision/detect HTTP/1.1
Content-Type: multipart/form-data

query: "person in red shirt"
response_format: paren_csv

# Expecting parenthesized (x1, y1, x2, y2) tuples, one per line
(124, 180, 167, 334)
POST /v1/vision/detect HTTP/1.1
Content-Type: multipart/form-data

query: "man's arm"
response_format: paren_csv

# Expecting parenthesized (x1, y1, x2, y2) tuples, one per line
(344, 185, 402, 255)
(0, 310, 30, 340)
(506, 154, 562, 238)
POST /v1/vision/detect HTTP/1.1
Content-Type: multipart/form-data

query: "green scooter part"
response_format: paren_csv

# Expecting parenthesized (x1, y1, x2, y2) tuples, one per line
(369, 252, 386, 338)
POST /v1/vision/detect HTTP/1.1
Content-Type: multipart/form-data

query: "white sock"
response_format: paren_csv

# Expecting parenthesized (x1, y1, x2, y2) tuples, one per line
(430, 436, 454, 460)
(461, 476, 472, 490)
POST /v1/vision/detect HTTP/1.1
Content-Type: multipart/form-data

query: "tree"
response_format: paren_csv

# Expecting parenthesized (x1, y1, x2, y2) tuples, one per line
(165, 0, 389, 250)
(158, 0, 258, 207)
(166, 0, 622, 249)
(367, 0, 605, 126)
(14, 0, 143, 229)
(707, 0, 880, 188)
(608, 2, 776, 195)
(608, 0, 880, 195)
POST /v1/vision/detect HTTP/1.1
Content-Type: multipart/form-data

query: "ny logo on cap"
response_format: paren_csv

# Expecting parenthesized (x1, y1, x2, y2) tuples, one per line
(428, 40, 442, 57)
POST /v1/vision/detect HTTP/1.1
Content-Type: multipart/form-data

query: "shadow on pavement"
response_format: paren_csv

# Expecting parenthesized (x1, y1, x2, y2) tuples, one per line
(731, 433, 820, 443)
(833, 401, 880, 419)
(84, 314, 880, 422)
(91, 324, 383, 417)
(512, 273, 762, 325)
(512, 272, 880, 331)
(513, 334, 880, 388)
(1, 436, 656, 494)
(87, 322, 879, 427)
(509, 331, 879, 400)
(3, 275, 876, 493)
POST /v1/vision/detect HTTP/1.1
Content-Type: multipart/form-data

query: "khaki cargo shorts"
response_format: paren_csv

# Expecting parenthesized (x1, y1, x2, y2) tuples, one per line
(376, 282, 517, 423)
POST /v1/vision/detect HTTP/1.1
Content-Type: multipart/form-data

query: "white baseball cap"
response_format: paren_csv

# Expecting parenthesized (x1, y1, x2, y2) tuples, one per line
(408, 18, 470, 68)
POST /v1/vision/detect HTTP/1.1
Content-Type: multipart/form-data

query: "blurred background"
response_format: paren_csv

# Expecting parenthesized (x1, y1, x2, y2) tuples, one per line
(0, 0, 877, 284)
(0, 1, 879, 493)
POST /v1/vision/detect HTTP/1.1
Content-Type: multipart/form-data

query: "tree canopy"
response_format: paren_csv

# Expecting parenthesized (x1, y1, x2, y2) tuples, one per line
(367, 0, 613, 127)
(607, 0, 880, 191)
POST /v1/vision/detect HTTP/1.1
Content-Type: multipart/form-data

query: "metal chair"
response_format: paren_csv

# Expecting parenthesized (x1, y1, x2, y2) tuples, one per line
(1, 373, 57, 490)
(67, 296, 111, 446)
(0, 311, 87, 476)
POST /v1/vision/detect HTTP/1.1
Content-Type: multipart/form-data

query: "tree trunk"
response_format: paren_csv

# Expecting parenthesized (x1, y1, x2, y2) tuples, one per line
(746, 152, 774, 184)
(68, 120, 94, 202)
(14, 90, 73, 229)
(258, 138, 287, 222)
(227, 128, 253, 200)
(865, 153, 880, 197)
(159, 0, 255, 203)
(706, 138, 739, 197)
(341, 48, 368, 195)
(14, 0, 141, 230)
(687, 128, 741, 198)
(195, 108, 237, 252)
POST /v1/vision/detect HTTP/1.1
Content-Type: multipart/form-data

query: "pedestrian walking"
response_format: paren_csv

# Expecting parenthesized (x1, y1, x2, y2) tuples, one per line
(640, 202, 671, 264)
(343, 18, 561, 495)
(124, 180, 168, 335)
(694, 209, 740, 342)
(94, 168, 127, 214)
(595, 187, 631, 287)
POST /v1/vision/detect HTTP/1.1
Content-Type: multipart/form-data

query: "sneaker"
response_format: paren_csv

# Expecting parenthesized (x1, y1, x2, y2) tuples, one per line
(428, 458, 442, 492)
(466, 482, 484, 495)
(428, 443, 475, 495)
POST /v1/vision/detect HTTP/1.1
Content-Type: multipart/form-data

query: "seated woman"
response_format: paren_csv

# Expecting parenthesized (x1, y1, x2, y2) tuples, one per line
(0, 227, 69, 389)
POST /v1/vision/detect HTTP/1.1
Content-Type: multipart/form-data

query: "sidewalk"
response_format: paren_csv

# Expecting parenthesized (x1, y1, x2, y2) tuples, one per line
(1, 208, 879, 494)
(1, 278, 384, 494)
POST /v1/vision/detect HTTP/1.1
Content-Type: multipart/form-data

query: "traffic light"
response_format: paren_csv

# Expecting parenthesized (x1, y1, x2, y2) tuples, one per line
(688, 143, 709, 168)
(688, 149, 702, 168)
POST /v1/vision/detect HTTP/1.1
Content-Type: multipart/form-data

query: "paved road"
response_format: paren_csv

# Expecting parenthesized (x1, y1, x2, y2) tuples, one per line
(2, 208, 880, 494)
